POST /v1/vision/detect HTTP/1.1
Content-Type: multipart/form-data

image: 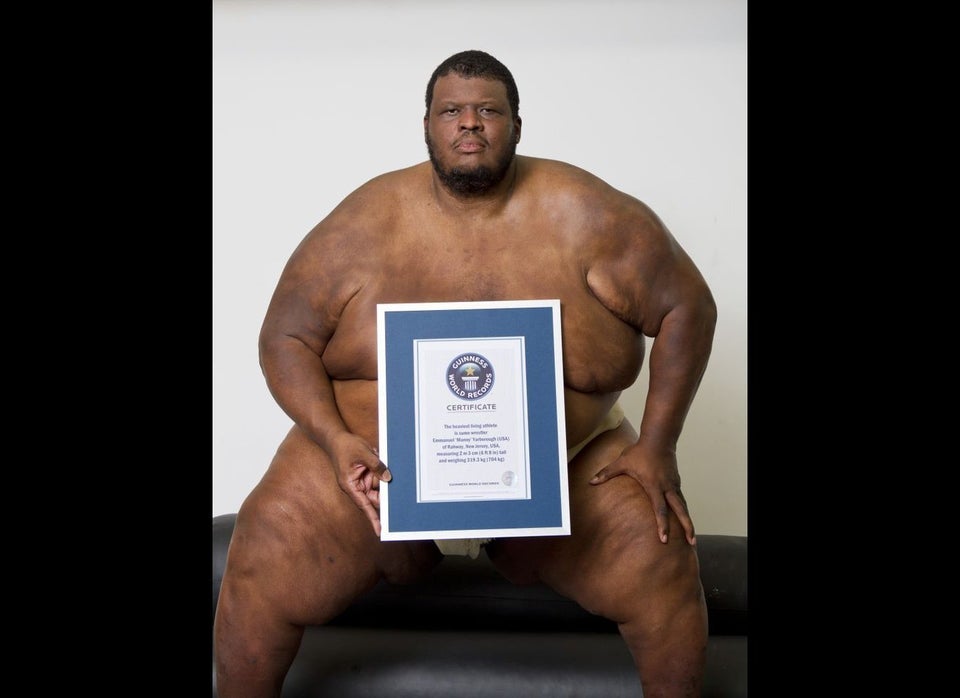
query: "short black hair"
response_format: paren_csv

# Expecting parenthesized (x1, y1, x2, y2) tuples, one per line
(425, 50, 520, 120)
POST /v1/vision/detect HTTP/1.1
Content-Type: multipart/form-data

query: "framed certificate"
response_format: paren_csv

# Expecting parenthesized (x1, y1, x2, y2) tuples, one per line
(377, 299, 570, 541)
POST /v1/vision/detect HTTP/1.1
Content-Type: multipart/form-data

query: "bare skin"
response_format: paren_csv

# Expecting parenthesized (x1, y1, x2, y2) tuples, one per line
(215, 68, 717, 698)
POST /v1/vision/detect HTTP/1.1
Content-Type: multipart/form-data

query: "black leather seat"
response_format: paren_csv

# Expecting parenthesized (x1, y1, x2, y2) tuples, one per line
(212, 513, 747, 697)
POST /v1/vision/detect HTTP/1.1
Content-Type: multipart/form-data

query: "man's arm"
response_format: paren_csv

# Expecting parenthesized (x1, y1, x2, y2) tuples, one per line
(588, 204, 717, 545)
(257, 228, 391, 536)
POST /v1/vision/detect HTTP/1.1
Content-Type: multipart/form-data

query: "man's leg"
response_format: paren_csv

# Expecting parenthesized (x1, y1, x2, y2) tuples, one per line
(488, 420, 707, 697)
(214, 430, 442, 698)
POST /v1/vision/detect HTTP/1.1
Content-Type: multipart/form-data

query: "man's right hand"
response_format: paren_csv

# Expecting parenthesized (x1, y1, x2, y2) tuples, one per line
(329, 432, 392, 537)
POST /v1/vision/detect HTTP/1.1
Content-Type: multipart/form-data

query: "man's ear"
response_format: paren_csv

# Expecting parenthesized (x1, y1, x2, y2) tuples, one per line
(514, 117, 522, 142)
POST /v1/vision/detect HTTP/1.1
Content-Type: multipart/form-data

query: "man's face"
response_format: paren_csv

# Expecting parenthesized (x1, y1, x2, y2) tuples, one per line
(424, 74, 521, 195)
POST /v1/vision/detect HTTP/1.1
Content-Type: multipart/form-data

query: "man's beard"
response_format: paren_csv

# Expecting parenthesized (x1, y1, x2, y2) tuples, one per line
(426, 134, 516, 196)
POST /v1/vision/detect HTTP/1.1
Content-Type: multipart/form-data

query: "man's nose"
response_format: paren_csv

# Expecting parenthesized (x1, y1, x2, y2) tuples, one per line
(459, 107, 482, 129)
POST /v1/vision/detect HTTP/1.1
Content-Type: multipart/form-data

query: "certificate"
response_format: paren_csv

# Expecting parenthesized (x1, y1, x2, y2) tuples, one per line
(377, 300, 569, 541)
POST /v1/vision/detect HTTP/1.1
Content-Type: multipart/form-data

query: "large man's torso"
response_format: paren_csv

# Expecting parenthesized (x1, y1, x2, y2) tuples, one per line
(314, 157, 649, 448)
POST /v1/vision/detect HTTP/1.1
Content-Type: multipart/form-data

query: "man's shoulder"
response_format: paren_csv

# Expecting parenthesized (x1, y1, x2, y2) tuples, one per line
(332, 162, 431, 215)
(359, 161, 431, 192)
(519, 156, 618, 193)
(519, 155, 587, 177)
(518, 156, 642, 211)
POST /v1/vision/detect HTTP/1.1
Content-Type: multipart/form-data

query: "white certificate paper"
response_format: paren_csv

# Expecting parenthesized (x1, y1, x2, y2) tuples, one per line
(377, 300, 569, 541)
(414, 337, 530, 502)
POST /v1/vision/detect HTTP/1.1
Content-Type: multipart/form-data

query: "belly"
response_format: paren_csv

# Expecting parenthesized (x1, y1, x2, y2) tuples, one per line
(323, 280, 644, 389)
(323, 260, 645, 439)
(333, 379, 624, 452)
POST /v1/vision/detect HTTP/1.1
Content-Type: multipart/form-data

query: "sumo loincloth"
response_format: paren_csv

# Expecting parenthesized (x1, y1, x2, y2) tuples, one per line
(434, 402, 626, 559)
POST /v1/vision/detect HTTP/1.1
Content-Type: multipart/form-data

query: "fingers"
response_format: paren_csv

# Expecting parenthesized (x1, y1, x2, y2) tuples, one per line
(585, 468, 698, 546)
(664, 489, 696, 545)
(359, 497, 382, 537)
(347, 479, 383, 537)
(342, 457, 388, 538)
(654, 493, 671, 544)
(589, 464, 621, 485)
(331, 437, 393, 538)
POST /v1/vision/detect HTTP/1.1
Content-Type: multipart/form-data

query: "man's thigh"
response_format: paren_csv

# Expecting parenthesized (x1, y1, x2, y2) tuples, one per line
(225, 427, 443, 622)
(486, 421, 661, 592)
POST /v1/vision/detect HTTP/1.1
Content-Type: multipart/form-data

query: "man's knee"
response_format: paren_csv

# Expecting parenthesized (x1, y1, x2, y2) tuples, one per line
(569, 506, 702, 620)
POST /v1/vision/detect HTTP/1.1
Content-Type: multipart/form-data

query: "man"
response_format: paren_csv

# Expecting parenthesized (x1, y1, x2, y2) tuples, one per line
(215, 49, 717, 697)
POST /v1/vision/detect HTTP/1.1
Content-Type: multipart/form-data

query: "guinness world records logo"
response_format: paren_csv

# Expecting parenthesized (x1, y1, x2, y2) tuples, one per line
(447, 353, 495, 400)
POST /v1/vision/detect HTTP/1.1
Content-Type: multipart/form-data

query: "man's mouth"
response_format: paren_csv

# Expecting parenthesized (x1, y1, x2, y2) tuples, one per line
(455, 138, 485, 153)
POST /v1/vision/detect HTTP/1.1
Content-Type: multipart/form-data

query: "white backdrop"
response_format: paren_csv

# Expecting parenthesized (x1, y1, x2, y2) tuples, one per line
(213, 0, 747, 536)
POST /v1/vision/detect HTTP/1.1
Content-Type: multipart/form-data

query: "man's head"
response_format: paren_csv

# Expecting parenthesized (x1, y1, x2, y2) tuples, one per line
(424, 50, 522, 196)
(424, 50, 520, 122)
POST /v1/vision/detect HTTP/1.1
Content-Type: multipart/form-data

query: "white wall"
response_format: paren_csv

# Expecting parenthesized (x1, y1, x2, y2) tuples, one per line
(213, 0, 747, 536)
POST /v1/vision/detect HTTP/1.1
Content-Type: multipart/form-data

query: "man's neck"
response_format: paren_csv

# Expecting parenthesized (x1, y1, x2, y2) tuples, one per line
(430, 159, 519, 215)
